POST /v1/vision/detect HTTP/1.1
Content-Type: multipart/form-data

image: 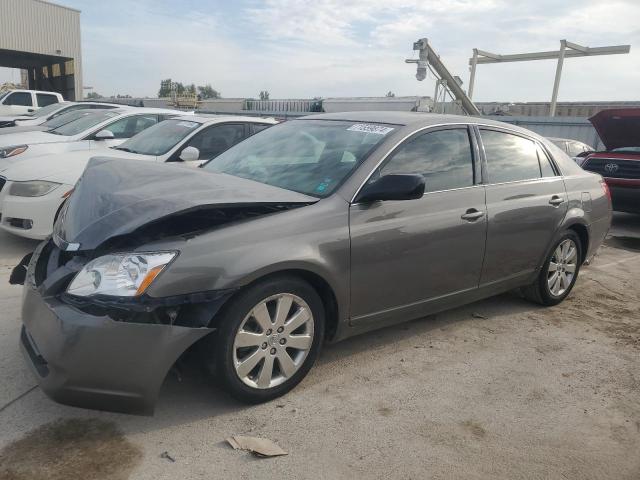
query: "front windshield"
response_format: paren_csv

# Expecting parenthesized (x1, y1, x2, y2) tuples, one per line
(49, 111, 119, 136)
(203, 120, 395, 197)
(114, 119, 202, 155)
(26, 102, 70, 118)
(611, 147, 640, 153)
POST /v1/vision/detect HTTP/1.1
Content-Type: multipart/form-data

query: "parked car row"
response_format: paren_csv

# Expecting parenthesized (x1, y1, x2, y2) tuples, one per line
(0, 114, 277, 239)
(8, 108, 611, 414)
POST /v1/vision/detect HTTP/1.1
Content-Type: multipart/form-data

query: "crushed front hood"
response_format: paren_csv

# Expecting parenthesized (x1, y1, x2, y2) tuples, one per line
(54, 157, 317, 251)
(589, 108, 640, 150)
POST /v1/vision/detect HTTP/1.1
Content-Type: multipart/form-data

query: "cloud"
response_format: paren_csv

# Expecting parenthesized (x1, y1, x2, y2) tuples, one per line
(3, 0, 637, 102)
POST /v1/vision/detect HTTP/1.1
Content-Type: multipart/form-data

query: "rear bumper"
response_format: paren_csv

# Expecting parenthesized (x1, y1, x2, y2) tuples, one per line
(20, 243, 214, 415)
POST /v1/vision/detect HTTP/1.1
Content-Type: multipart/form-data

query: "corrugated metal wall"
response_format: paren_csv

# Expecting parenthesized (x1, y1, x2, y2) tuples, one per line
(0, 0, 82, 99)
(485, 116, 604, 149)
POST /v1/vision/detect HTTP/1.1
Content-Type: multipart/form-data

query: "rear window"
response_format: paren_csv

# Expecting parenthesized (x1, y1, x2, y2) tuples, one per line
(36, 93, 59, 107)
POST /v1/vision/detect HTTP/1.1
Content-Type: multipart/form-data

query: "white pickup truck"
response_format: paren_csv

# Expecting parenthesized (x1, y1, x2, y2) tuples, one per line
(0, 90, 64, 116)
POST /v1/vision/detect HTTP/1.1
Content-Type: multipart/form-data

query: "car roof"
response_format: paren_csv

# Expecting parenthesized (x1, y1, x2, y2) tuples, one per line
(301, 111, 531, 131)
(174, 114, 278, 124)
(117, 107, 185, 115)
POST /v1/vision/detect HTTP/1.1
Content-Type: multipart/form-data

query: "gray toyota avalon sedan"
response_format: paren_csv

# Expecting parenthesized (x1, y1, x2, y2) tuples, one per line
(15, 112, 612, 414)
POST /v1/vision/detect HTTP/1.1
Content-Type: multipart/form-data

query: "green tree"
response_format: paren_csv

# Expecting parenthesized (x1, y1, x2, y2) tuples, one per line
(259, 90, 270, 101)
(386, 91, 395, 97)
(197, 84, 220, 99)
(158, 79, 172, 97)
(86, 91, 102, 99)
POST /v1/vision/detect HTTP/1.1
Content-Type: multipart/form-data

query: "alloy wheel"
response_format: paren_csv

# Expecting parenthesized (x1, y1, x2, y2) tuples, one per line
(547, 239, 578, 297)
(232, 293, 314, 389)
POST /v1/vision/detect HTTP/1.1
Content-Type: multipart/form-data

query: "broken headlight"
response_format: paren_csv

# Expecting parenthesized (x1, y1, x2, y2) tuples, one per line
(67, 252, 177, 297)
(0, 145, 28, 158)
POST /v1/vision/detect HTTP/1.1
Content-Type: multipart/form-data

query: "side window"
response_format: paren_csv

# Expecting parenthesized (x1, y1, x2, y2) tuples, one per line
(536, 145, 557, 177)
(480, 130, 541, 183)
(36, 93, 59, 107)
(251, 123, 272, 135)
(183, 124, 245, 160)
(102, 115, 158, 139)
(378, 128, 474, 193)
(130, 115, 158, 135)
(4, 92, 32, 106)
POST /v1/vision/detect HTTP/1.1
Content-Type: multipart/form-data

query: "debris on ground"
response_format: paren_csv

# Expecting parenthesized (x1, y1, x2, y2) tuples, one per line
(160, 451, 176, 463)
(472, 312, 488, 319)
(226, 435, 288, 457)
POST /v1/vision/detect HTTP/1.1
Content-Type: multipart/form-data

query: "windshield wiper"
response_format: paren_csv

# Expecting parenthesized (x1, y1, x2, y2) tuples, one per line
(112, 146, 133, 152)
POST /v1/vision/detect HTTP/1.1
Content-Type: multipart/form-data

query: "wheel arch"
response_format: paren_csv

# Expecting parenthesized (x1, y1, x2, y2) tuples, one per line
(213, 265, 343, 342)
(565, 223, 589, 264)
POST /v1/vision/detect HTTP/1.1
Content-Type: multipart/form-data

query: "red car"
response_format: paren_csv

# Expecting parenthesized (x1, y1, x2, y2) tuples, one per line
(582, 108, 640, 214)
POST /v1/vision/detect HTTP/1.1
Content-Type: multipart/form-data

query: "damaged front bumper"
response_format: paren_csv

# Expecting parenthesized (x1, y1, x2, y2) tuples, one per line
(18, 240, 228, 415)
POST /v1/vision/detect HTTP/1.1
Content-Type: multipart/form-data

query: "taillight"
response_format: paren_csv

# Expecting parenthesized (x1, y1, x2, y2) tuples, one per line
(600, 179, 611, 203)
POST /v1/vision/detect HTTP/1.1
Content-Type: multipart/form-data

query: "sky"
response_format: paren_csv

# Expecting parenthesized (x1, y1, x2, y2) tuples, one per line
(1, 0, 639, 101)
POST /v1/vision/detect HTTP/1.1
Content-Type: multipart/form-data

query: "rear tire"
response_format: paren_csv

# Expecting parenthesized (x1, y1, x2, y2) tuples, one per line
(523, 230, 582, 306)
(210, 275, 324, 403)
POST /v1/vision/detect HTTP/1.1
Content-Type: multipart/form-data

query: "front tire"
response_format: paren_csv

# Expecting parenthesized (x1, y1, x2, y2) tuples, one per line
(212, 276, 325, 403)
(523, 230, 582, 306)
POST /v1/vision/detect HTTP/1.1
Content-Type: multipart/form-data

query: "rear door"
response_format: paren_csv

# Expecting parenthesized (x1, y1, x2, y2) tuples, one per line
(477, 127, 567, 286)
(349, 126, 487, 325)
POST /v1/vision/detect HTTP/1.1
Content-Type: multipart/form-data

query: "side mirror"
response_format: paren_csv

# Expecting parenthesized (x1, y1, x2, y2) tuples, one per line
(179, 146, 200, 161)
(355, 174, 425, 203)
(94, 129, 115, 140)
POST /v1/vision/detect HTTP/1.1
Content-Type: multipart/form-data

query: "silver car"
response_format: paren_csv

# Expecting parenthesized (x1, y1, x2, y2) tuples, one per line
(16, 112, 612, 414)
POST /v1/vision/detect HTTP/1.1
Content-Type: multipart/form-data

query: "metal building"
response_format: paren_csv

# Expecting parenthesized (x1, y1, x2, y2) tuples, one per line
(0, 0, 82, 100)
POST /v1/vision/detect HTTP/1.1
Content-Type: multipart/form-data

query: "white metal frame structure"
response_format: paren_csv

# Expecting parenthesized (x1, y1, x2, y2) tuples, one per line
(468, 40, 630, 116)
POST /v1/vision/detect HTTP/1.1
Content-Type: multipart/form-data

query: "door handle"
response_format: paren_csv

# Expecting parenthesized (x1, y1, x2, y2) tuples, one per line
(549, 195, 564, 206)
(461, 208, 484, 221)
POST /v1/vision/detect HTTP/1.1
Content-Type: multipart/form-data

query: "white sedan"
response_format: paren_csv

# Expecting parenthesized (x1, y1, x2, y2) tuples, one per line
(0, 115, 277, 239)
(0, 107, 185, 169)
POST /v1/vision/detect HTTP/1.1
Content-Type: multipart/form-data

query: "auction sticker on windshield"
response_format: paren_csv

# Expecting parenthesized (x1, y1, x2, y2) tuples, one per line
(347, 124, 394, 135)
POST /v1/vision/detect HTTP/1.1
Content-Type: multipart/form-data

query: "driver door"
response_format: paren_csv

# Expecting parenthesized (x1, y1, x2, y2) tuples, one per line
(349, 126, 487, 326)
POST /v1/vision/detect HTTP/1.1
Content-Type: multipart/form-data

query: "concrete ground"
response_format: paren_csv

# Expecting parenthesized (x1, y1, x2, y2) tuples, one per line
(0, 214, 639, 480)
